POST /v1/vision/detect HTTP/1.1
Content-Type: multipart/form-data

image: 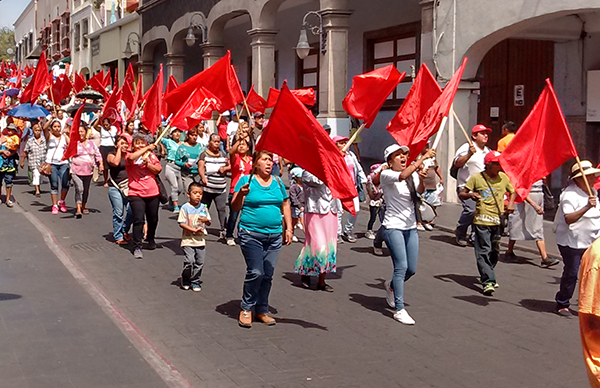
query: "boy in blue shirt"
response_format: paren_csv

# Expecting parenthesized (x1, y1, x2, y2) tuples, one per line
(178, 182, 211, 291)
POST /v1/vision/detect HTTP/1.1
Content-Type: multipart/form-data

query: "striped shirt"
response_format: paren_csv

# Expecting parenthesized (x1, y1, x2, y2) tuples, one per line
(199, 150, 228, 194)
(24, 136, 47, 169)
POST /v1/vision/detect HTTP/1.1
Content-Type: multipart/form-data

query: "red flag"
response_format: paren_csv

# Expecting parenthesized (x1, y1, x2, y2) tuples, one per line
(141, 64, 163, 134)
(0, 95, 6, 109)
(50, 74, 73, 104)
(266, 87, 316, 108)
(88, 71, 108, 98)
(74, 72, 86, 92)
(164, 51, 243, 113)
(24, 64, 33, 78)
(21, 52, 52, 103)
(112, 70, 119, 91)
(101, 84, 123, 127)
(245, 84, 267, 113)
(103, 69, 112, 89)
(122, 82, 134, 114)
(387, 64, 442, 160)
(8, 62, 16, 72)
(170, 87, 222, 131)
(163, 75, 179, 116)
(127, 78, 143, 121)
(15, 70, 22, 89)
(499, 79, 578, 201)
(256, 82, 358, 214)
(61, 104, 85, 161)
(595, 164, 600, 191)
(343, 65, 405, 128)
(125, 63, 135, 86)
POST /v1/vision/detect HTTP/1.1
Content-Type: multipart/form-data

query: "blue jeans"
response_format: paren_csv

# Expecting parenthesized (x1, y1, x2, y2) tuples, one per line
(456, 187, 476, 239)
(382, 227, 419, 310)
(50, 163, 70, 195)
(556, 245, 586, 309)
(108, 186, 132, 241)
(239, 228, 282, 314)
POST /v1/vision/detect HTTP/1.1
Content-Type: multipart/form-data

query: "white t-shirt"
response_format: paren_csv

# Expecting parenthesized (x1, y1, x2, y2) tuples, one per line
(100, 125, 118, 147)
(46, 135, 69, 165)
(454, 142, 490, 188)
(555, 183, 600, 249)
(380, 170, 419, 230)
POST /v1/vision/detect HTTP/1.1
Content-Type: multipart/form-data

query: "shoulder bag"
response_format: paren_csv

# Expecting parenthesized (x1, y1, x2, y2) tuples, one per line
(38, 136, 61, 176)
(480, 172, 508, 234)
(405, 173, 437, 224)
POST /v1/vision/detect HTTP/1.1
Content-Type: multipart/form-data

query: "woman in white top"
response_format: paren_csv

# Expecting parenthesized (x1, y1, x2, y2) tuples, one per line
(378, 144, 434, 325)
(97, 118, 118, 187)
(554, 160, 600, 317)
(44, 119, 70, 215)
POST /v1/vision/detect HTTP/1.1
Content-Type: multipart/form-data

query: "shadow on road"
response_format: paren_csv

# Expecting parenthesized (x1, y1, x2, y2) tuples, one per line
(0, 293, 22, 301)
(433, 274, 481, 293)
(429, 234, 459, 246)
(365, 278, 386, 291)
(454, 295, 502, 306)
(350, 246, 389, 256)
(518, 299, 558, 314)
(348, 293, 394, 318)
(215, 299, 328, 330)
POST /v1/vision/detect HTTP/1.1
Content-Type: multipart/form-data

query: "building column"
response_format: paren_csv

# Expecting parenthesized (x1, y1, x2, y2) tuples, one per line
(138, 61, 154, 94)
(165, 54, 185, 84)
(317, 2, 353, 136)
(200, 42, 226, 69)
(248, 29, 277, 100)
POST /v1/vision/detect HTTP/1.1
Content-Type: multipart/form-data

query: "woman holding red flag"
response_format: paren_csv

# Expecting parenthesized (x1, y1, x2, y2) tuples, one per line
(70, 122, 103, 218)
(44, 119, 70, 215)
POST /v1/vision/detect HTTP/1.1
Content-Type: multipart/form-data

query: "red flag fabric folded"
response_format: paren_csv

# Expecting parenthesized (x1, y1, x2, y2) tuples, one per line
(595, 164, 600, 191)
(141, 64, 164, 135)
(103, 69, 112, 89)
(387, 64, 442, 160)
(163, 75, 179, 116)
(88, 71, 108, 98)
(266, 87, 316, 108)
(127, 78, 143, 121)
(245, 85, 267, 113)
(21, 52, 52, 103)
(61, 104, 85, 161)
(125, 63, 135, 86)
(50, 74, 73, 104)
(256, 82, 358, 214)
(15, 70, 22, 89)
(343, 65, 405, 128)
(169, 87, 222, 131)
(164, 51, 243, 114)
(499, 79, 578, 202)
(122, 83, 134, 115)
(101, 84, 123, 127)
(74, 72, 86, 93)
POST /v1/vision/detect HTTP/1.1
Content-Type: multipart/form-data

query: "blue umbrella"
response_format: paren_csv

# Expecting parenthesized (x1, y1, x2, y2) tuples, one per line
(3, 88, 19, 97)
(8, 103, 50, 118)
(7, 77, 16, 83)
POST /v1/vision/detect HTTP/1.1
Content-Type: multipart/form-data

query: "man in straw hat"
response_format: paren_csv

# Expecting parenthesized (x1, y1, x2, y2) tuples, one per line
(554, 160, 600, 317)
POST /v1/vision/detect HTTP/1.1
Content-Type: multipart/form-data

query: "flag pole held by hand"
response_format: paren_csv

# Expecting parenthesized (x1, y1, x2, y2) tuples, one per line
(451, 108, 473, 147)
(154, 125, 171, 146)
(575, 156, 594, 197)
(342, 123, 366, 152)
(432, 116, 448, 150)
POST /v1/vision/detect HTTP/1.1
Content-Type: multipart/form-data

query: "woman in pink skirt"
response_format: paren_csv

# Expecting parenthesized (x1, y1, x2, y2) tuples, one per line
(294, 170, 342, 292)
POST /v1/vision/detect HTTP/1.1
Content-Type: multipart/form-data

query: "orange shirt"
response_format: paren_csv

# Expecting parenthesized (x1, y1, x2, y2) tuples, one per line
(579, 237, 600, 388)
(497, 133, 515, 153)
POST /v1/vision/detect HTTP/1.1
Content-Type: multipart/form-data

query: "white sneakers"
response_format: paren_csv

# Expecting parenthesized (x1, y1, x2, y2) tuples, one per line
(393, 309, 415, 325)
(384, 280, 395, 308)
(226, 238, 236, 246)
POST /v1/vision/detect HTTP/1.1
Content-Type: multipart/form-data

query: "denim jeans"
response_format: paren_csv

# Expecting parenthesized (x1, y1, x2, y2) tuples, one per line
(382, 227, 419, 310)
(473, 224, 501, 286)
(50, 163, 70, 195)
(456, 187, 476, 239)
(239, 228, 282, 314)
(181, 246, 206, 286)
(107, 186, 132, 241)
(373, 204, 387, 249)
(226, 193, 240, 238)
(556, 245, 586, 309)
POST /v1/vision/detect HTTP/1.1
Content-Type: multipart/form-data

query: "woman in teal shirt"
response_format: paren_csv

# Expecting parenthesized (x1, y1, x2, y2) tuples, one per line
(161, 128, 182, 212)
(232, 150, 292, 328)
(174, 128, 205, 193)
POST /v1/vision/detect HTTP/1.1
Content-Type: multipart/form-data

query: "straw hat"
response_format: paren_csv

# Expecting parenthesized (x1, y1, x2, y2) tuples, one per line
(570, 160, 600, 179)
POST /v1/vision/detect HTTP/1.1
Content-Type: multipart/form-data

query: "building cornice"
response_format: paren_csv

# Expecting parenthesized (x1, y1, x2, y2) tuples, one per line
(86, 13, 139, 39)
(136, 0, 166, 14)
(13, 0, 35, 27)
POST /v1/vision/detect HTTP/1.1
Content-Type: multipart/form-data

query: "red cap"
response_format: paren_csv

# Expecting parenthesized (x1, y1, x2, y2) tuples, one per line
(484, 151, 501, 164)
(472, 124, 492, 134)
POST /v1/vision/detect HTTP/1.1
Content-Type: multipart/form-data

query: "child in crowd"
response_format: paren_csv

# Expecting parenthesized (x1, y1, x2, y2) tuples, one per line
(178, 182, 211, 292)
(366, 163, 384, 240)
(289, 167, 305, 242)
(20, 123, 47, 197)
(0, 123, 21, 207)
(459, 151, 516, 296)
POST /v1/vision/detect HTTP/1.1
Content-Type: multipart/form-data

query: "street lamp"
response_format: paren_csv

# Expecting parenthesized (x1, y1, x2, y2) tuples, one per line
(123, 32, 140, 58)
(185, 12, 208, 47)
(294, 11, 326, 60)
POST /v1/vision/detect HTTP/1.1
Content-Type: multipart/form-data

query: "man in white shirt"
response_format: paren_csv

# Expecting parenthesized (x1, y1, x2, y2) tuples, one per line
(453, 124, 491, 246)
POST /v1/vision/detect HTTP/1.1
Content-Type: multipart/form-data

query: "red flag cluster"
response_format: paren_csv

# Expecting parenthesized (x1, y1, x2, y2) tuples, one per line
(246, 85, 267, 113)
(50, 74, 74, 104)
(266, 87, 316, 108)
(141, 64, 164, 134)
(61, 104, 85, 161)
(170, 87, 222, 131)
(21, 52, 52, 103)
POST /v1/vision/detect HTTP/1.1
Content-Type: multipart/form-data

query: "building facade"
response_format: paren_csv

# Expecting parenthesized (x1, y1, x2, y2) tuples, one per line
(13, 1, 37, 66)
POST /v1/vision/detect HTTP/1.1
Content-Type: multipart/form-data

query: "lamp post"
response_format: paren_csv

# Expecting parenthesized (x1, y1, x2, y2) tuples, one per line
(123, 32, 140, 58)
(185, 12, 208, 47)
(294, 11, 326, 60)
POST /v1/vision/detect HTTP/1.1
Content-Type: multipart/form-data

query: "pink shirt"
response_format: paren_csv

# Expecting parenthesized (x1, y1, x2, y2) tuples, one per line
(126, 152, 161, 197)
(230, 154, 253, 194)
(70, 141, 102, 176)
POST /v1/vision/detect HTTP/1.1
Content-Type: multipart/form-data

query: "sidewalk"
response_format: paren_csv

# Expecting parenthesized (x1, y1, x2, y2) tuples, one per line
(0, 203, 168, 388)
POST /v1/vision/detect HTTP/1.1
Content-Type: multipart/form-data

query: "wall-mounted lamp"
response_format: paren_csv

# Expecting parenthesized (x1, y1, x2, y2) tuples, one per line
(294, 11, 326, 60)
(185, 12, 208, 47)
(123, 31, 140, 58)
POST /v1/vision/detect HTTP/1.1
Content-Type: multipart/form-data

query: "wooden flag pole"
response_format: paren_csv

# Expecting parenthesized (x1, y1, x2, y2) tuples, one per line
(153, 125, 171, 146)
(432, 116, 448, 150)
(574, 156, 594, 197)
(243, 98, 255, 127)
(48, 84, 58, 116)
(451, 108, 474, 147)
(342, 123, 366, 152)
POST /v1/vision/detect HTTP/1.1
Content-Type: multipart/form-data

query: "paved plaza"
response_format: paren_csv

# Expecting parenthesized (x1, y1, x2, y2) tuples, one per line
(0, 174, 590, 388)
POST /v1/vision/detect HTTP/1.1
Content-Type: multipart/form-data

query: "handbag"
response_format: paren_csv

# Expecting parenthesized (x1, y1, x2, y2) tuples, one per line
(109, 176, 129, 197)
(156, 174, 169, 204)
(480, 172, 509, 234)
(405, 174, 437, 223)
(39, 135, 62, 176)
